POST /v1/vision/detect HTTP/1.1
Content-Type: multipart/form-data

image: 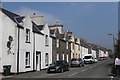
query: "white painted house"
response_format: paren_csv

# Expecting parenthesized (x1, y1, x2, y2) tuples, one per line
(74, 38, 80, 58)
(104, 51, 109, 57)
(0, 8, 24, 73)
(80, 44, 89, 59)
(91, 49, 97, 58)
(31, 16, 52, 70)
(0, 8, 52, 73)
(99, 49, 105, 57)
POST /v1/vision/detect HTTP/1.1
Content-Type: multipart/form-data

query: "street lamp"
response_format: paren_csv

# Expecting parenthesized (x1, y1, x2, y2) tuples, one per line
(108, 34, 115, 55)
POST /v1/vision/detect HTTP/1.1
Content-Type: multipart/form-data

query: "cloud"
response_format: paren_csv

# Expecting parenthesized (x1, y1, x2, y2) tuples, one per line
(15, 7, 60, 25)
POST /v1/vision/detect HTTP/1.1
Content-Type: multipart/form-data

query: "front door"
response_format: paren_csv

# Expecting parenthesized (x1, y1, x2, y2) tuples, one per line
(36, 51, 41, 71)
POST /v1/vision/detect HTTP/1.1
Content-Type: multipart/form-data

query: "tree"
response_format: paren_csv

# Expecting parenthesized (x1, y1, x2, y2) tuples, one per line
(115, 39, 120, 58)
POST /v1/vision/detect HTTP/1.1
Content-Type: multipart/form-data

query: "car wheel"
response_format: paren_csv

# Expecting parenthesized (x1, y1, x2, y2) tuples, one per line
(61, 68, 64, 73)
(47, 71, 50, 73)
(82, 64, 84, 67)
(79, 64, 81, 67)
(90, 61, 93, 64)
(67, 67, 70, 71)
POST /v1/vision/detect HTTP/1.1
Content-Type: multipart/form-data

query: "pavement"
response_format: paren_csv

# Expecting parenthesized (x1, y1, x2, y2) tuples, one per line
(1, 58, 120, 80)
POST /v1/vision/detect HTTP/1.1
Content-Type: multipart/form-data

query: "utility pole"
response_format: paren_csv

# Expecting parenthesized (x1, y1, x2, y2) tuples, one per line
(108, 34, 116, 58)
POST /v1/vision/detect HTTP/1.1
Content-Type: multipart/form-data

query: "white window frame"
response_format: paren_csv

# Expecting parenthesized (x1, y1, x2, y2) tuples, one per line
(45, 35, 49, 46)
(66, 41, 68, 49)
(45, 53, 49, 66)
(57, 53, 59, 61)
(25, 52, 30, 67)
(66, 54, 69, 62)
(62, 54, 64, 60)
(56, 39, 59, 47)
(26, 28, 30, 43)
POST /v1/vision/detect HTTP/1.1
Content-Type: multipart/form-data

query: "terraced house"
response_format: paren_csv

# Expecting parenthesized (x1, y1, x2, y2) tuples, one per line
(66, 30, 76, 59)
(80, 41, 89, 58)
(49, 24, 71, 63)
(0, 8, 111, 75)
(0, 8, 52, 74)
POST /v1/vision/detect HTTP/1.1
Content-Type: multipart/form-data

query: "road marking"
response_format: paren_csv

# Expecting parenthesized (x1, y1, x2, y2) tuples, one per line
(93, 65, 97, 67)
(81, 69, 88, 72)
(111, 76, 114, 80)
(89, 67, 93, 69)
(68, 72, 78, 77)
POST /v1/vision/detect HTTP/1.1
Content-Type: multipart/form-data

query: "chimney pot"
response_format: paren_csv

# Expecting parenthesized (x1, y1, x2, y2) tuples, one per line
(33, 13, 36, 15)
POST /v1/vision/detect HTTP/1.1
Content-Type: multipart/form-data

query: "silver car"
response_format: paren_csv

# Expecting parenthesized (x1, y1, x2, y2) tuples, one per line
(71, 58, 84, 67)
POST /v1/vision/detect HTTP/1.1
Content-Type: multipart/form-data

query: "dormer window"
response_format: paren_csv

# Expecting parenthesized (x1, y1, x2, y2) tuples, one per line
(26, 29, 30, 43)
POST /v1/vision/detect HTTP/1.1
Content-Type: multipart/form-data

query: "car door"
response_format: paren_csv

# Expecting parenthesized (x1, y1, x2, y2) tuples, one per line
(64, 61, 68, 70)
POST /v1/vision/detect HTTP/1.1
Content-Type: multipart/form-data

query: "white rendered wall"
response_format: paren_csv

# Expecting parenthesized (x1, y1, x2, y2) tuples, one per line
(34, 24, 52, 70)
(74, 44, 80, 58)
(80, 46, 88, 59)
(99, 50, 104, 57)
(91, 49, 97, 58)
(1, 11, 16, 73)
(18, 15, 33, 72)
(0, 10, 3, 72)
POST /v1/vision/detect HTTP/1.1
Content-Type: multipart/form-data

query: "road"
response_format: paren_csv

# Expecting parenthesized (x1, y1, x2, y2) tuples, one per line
(2, 58, 120, 80)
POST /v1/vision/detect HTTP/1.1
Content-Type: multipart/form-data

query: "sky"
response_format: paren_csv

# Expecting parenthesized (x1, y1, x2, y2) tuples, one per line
(2, 2, 118, 50)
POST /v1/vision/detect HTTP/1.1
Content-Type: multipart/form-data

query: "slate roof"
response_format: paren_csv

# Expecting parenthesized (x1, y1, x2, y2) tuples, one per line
(1, 8, 20, 22)
(49, 25, 63, 27)
(1, 8, 25, 28)
(60, 34, 65, 39)
(80, 41, 89, 48)
(32, 21, 44, 35)
(50, 29, 55, 34)
(14, 16, 25, 23)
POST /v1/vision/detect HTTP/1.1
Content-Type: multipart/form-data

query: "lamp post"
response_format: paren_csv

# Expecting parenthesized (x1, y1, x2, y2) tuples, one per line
(108, 34, 115, 57)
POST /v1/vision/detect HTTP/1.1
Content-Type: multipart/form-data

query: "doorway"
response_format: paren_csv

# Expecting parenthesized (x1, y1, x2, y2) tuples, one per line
(36, 51, 41, 71)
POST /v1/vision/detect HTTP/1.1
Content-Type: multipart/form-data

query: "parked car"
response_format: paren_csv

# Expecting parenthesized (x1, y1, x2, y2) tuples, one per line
(83, 55, 94, 64)
(47, 60, 69, 73)
(98, 57, 103, 61)
(71, 58, 85, 67)
(103, 57, 107, 60)
(94, 58, 98, 63)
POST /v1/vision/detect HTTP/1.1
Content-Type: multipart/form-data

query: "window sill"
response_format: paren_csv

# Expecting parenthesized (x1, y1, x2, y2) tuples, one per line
(45, 64, 48, 66)
(25, 41, 31, 44)
(45, 44, 49, 47)
(25, 66, 30, 68)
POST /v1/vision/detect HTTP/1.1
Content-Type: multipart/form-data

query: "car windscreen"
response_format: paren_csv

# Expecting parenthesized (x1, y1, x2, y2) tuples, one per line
(52, 61, 63, 66)
(84, 56, 92, 59)
(71, 58, 77, 61)
(78, 58, 82, 61)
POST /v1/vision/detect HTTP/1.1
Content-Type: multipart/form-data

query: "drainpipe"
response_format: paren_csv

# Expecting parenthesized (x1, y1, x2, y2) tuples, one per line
(17, 26, 20, 75)
(33, 33, 35, 71)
